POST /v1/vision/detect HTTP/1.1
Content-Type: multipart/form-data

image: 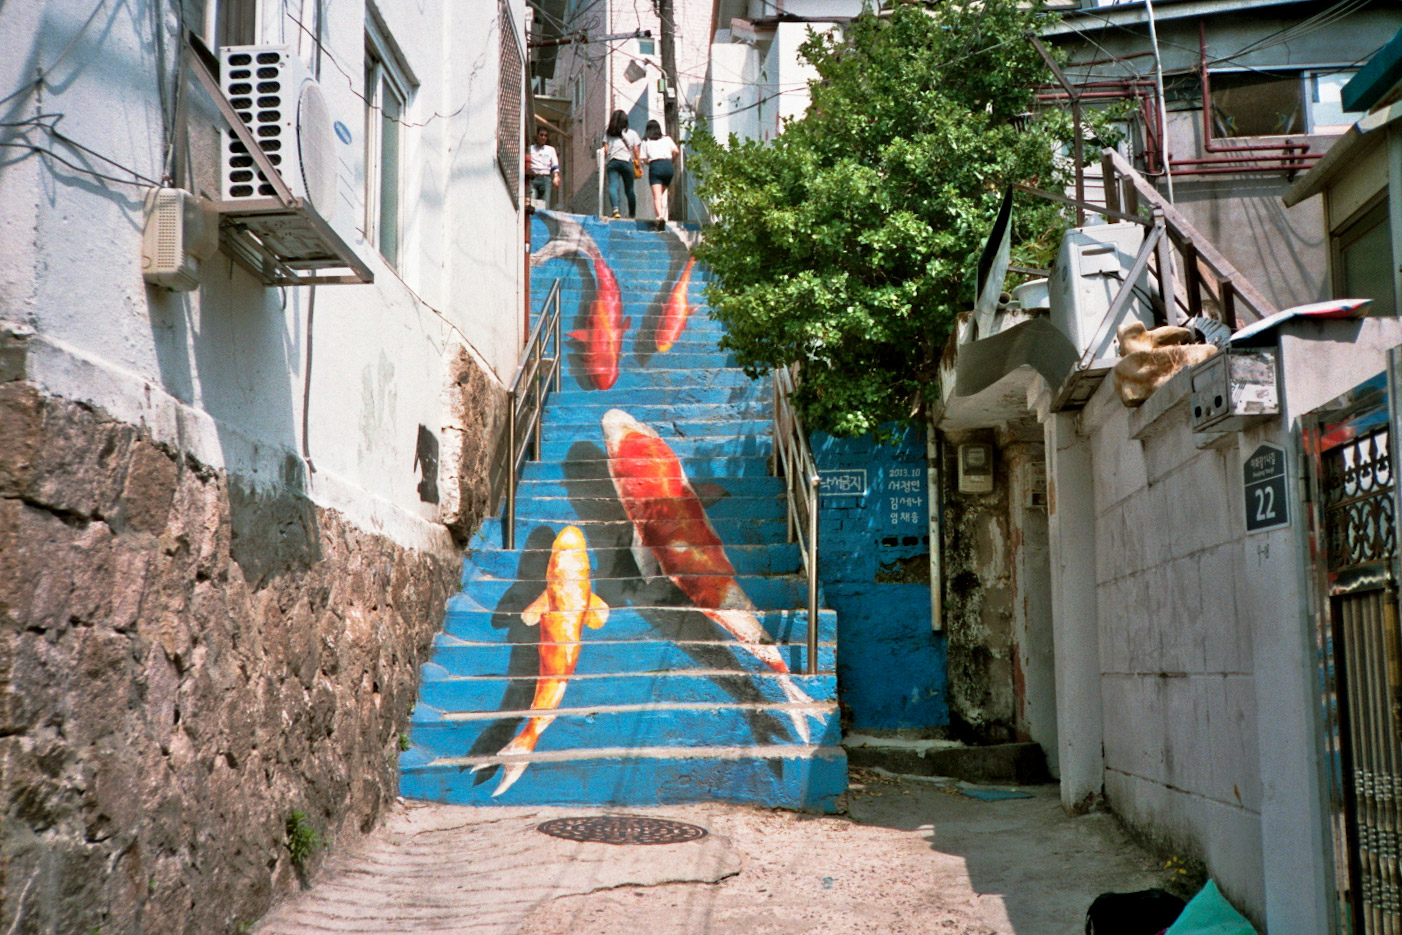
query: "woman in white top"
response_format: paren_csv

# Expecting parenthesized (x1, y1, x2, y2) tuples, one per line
(601, 110, 641, 218)
(639, 119, 680, 227)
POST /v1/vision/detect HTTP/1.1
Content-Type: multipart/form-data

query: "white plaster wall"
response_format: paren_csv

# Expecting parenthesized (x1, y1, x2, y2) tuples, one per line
(707, 43, 762, 143)
(1, 0, 524, 553)
(1076, 375, 1265, 917)
(1049, 317, 1402, 929)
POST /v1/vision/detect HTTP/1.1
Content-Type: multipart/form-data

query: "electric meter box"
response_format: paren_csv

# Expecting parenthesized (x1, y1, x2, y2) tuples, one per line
(957, 443, 995, 495)
(1190, 348, 1280, 433)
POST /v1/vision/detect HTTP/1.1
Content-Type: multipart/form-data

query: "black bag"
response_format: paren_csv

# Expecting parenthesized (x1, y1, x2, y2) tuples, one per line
(1085, 888, 1186, 935)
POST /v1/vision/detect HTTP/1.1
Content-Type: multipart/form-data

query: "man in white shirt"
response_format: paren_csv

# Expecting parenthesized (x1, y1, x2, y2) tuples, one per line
(527, 128, 560, 208)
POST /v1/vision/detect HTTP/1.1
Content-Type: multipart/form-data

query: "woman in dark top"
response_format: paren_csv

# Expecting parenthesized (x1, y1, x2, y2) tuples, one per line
(601, 110, 640, 219)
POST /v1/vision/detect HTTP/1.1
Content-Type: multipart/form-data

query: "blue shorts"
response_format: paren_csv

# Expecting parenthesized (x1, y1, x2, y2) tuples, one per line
(649, 158, 674, 186)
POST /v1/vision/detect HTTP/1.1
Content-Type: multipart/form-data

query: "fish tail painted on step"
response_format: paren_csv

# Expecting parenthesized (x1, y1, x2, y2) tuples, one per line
(488, 714, 557, 796)
(703, 608, 815, 744)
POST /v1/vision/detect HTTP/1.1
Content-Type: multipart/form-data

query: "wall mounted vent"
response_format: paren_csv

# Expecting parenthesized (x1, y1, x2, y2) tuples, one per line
(142, 188, 220, 291)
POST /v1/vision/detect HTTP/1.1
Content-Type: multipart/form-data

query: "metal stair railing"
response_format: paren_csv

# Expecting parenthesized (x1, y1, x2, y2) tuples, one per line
(772, 364, 822, 675)
(497, 278, 564, 549)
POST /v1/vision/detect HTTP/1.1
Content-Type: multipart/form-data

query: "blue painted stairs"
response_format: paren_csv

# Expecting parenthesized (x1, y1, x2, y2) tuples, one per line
(399, 213, 847, 811)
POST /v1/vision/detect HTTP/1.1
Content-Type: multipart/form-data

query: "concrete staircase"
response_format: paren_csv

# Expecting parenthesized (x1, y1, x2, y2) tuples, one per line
(398, 213, 846, 811)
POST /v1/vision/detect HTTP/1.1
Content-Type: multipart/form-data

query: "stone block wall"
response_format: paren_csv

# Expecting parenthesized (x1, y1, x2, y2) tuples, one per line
(0, 383, 460, 934)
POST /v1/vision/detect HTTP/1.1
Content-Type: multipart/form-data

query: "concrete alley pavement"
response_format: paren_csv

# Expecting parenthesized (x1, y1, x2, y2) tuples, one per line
(255, 770, 1168, 935)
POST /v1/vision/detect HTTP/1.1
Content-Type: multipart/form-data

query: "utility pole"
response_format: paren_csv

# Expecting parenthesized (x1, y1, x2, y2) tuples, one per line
(657, 0, 680, 143)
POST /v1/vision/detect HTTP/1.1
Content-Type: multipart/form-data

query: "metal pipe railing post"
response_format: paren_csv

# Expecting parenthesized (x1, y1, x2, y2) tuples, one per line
(531, 378, 543, 460)
(807, 473, 820, 675)
(505, 391, 517, 550)
(552, 292, 562, 391)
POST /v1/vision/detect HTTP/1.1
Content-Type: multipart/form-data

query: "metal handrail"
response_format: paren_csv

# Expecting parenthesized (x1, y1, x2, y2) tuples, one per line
(500, 278, 564, 549)
(772, 364, 822, 675)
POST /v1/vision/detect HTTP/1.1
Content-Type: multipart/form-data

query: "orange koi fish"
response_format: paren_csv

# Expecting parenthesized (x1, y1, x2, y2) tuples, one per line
(655, 256, 697, 353)
(567, 256, 629, 390)
(476, 525, 608, 796)
(600, 409, 817, 742)
(531, 219, 630, 390)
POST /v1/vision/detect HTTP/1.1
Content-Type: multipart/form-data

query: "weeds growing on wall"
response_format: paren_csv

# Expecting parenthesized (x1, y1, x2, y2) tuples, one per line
(284, 811, 323, 871)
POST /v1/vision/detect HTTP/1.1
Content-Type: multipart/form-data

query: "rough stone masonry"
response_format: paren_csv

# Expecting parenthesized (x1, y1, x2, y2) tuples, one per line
(0, 382, 460, 934)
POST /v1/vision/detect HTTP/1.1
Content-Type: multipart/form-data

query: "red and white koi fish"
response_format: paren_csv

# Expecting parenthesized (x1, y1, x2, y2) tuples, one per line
(475, 525, 608, 796)
(655, 256, 697, 353)
(600, 408, 818, 743)
(531, 218, 630, 390)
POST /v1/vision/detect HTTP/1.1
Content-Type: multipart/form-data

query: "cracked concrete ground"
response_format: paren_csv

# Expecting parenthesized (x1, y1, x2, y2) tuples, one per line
(255, 772, 1166, 935)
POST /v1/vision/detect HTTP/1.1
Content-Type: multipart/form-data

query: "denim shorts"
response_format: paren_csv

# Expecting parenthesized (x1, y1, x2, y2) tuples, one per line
(648, 158, 674, 186)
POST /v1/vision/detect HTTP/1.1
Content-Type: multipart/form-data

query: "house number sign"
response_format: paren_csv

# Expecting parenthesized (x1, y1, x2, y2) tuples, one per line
(1244, 442, 1289, 533)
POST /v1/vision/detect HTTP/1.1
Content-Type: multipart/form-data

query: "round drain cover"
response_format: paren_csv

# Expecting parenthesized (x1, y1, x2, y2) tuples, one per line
(536, 815, 708, 845)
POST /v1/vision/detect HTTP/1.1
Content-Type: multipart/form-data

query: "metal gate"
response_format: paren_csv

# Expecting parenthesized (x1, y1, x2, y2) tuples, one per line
(1305, 365, 1402, 934)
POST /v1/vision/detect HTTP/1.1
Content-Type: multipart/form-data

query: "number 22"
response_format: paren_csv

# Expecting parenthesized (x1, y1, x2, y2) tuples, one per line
(1254, 486, 1276, 521)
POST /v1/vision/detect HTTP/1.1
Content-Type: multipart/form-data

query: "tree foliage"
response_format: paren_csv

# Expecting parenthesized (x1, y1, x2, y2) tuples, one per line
(692, 2, 1071, 437)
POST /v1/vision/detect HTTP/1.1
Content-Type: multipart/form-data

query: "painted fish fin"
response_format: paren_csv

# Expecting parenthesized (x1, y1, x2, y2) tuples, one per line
(492, 762, 528, 797)
(566, 330, 588, 343)
(520, 591, 549, 626)
(530, 240, 582, 267)
(585, 592, 610, 629)
(630, 530, 663, 580)
(694, 482, 730, 507)
(623, 316, 632, 330)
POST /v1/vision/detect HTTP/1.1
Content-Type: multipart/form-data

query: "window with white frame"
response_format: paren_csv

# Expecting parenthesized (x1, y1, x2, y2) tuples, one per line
(364, 19, 412, 268)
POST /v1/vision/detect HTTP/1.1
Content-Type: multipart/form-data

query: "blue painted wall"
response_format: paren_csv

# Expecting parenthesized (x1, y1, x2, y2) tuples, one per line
(811, 427, 948, 731)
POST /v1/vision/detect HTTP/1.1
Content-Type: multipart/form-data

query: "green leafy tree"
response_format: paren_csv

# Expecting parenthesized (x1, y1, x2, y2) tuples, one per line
(693, 2, 1071, 436)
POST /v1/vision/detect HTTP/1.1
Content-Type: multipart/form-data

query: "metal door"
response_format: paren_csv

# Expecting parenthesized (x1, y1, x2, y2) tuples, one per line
(1305, 365, 1402, 934)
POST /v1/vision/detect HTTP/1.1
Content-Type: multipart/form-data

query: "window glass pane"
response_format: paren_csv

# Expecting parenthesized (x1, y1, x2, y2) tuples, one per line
(1210, 71, 1305, 137)
(379, 87, 402, 267)
(1310, 71, 1355, 134)
(364, 55, 379, 246)
(216, 0, 257, 47)
(1339, 205, 1395, 318)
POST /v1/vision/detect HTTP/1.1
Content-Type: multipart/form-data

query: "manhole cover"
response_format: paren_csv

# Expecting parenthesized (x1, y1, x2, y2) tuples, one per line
(536, 815, 708, 845)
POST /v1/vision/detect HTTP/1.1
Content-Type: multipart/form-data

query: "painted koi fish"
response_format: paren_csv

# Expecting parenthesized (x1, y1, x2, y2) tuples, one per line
(600, 408, 818, 743)
(476, 525, 608, 796)
(531, 218, 630, 390)
(655, 256, 697, 353)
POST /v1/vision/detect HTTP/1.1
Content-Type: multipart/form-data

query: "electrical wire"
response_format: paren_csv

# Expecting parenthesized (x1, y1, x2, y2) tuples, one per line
(0, 141, 159, 188)
(1207, 0, 1369, 67)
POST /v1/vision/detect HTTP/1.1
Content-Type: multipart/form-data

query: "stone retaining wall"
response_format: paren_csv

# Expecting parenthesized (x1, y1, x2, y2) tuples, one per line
(0, 382, 460, 934)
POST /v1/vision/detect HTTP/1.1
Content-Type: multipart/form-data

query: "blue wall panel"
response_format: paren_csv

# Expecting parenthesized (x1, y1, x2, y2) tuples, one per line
(811, 428, 948, 731)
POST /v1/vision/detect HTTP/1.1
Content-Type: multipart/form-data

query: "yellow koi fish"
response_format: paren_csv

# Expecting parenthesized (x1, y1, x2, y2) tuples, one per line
(479, 525, 608, 797)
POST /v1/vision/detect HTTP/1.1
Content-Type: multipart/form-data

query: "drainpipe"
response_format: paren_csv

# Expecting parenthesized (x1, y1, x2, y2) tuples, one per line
(926, 415, 944, 633)
(1145, 0, 1174, 202)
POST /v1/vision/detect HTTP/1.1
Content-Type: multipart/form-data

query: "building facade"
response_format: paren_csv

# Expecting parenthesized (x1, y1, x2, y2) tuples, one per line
(0, 1, 525, 930)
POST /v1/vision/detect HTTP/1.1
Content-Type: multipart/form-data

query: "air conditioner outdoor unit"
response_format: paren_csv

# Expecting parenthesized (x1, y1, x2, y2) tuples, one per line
(219, 45, 337, 216)
(1048, 222, 1157, 360)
